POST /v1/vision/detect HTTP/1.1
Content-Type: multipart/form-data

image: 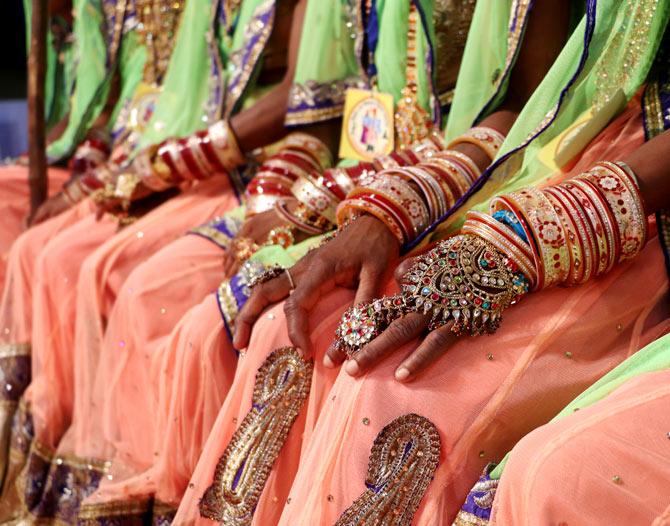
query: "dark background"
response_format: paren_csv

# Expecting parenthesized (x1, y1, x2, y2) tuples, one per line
(1, 1, 28, 99)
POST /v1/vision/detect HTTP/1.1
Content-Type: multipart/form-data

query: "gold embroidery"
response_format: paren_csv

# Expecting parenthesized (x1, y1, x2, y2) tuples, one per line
(335, 413, 441, 526)
(224, 0, 276, 117)
(433, 0, 476, 99)
(594, 0, 660, 111)
(199, 347, 313, 524)
(78, 497, 152, 524)
(189, 225, 235, 249)
(452, 511, 491, 525)
(643, 81, 665, 139)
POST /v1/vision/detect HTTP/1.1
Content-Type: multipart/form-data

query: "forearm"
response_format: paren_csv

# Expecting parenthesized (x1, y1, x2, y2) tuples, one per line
(623, 128, 670, 214)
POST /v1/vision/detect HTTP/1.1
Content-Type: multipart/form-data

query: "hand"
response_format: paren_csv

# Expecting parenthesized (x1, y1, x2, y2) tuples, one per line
(324, 257, 457, 382)
(324, 234, 528, 382)
(28, 191, 74, 226)
(222, 210, 306, 278)
(233, 214, 400, 353)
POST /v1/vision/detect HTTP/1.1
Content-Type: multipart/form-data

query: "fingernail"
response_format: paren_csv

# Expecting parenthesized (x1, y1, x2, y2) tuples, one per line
(345, 359, 360, 376)
(395, 367, 410, 382)
(323, 355, 335, 368)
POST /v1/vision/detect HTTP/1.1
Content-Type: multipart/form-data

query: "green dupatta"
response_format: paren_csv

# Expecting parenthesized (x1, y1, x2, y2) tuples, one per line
(23, 0, 77, 131)
(286, 0, 440, 127)
(46, 0, 147, 161)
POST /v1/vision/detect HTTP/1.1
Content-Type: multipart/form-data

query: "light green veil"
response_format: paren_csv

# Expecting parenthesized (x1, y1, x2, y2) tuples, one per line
(47, 0, 147, 161)
(23, 0, 77, 131)
(415, 0, 670, 247)
(286, 0, 439, 127)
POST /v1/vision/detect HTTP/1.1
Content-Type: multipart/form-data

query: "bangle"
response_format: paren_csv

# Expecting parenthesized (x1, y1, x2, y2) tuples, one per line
(347, 172, 429, 241)
(291, 173, 340, 224)
(274, 199, 332, 235)
(585, 162, 647, 261)
(462, 211, 537, 287)
(336, 197, 405, 244)
(543, 187, 586, 286)
(447, 126, 506, 162)
(281, 133, 333, 169)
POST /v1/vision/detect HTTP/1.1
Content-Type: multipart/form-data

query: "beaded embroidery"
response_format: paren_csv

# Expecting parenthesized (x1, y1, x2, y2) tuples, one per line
(334, 413, 441, 526)
(199, 347, 313, 524)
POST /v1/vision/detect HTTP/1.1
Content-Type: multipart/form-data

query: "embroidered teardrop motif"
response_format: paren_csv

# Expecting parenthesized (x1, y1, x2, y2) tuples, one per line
(335, 413, 441, 526)
(199, 347, 313, 524)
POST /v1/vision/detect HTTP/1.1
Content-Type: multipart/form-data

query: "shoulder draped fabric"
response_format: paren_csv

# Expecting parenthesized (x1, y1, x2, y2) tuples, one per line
(412, 0, 670, 250)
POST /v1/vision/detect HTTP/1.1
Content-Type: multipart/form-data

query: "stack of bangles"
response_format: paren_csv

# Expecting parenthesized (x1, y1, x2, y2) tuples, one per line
(245, 133, 334, 218)
(335, 126, 505, 246)
(273, 131, 449, 237)
(135, 119, 246, 192)
(70, 133, 111, 174)
(333, 160, 647, 357)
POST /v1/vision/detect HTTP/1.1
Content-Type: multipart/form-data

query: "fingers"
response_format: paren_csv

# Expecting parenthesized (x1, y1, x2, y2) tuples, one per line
(283, 261, 334, 355)
(353, 263, 383, 306)
(394, 323, 456, 382)
(323, 340, 347, 368)
(345, 312, 428, 377)
(233, 272, 292, 349)
(393, 257, 417, 286)
(221, 252, 239, 279)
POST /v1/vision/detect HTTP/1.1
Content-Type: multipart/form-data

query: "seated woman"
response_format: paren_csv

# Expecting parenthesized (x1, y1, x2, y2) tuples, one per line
(173, 1, 670, 524)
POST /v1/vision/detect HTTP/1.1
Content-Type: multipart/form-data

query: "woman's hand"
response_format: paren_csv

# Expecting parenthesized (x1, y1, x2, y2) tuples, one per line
(29, 191, 73, 226)
(323, 257, 459, 382)
(233, 214, 401, 353)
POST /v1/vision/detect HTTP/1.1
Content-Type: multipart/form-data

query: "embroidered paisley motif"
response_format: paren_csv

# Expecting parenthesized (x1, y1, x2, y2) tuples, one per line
(198, 347, 313, 524)
(335, 413, 441, 526)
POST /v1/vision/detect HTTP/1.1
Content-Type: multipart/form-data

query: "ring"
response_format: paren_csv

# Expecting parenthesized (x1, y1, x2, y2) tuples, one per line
(285, 268, 296, 290)
(248, 265, 284, 288)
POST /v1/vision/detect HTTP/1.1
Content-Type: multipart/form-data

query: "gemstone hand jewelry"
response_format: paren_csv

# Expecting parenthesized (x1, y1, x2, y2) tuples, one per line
(334, 234, 529, 357)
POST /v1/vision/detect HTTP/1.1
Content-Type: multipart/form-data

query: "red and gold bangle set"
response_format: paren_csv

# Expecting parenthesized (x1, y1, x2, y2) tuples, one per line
(268, 131, 447, 237)
(137, 119, 246, 191)
(244, 133, 333, 218)
(488, 161, 647, 291)
(336, 127, 503, 245)
(70, 137, 111, 175)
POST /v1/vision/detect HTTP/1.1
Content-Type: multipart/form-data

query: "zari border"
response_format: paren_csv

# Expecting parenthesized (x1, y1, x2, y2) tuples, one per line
(334, 413, 441, 526)
(451, 464, 499, 526)
(188, 214, 240, 249)
(78, 497, 152, 525)
(285, 77, 369, 127)
(199, 347, 313, 524)
(223, 0, 276, 117)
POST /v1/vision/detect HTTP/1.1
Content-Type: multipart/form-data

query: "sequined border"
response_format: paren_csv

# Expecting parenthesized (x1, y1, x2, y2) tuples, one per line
(285, 77, 369, 126)
(334, 413, 441, 526)
(216, 259, 267, 339)
(199, 347, 313, 524)
(224, 0, 276, 117)
(188, 214, 241, 249)
(78, 497, 151, 525)
(0, 343, 31, 403)
(451, 465, 499, 526)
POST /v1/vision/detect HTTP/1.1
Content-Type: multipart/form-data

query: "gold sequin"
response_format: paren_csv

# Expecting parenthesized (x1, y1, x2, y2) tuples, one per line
(199, 347, 313, 524)
(334, 413, 441, 526)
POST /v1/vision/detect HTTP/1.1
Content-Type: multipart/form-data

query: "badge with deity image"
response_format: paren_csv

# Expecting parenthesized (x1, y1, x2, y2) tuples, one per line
(340, 88, 395, 162)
